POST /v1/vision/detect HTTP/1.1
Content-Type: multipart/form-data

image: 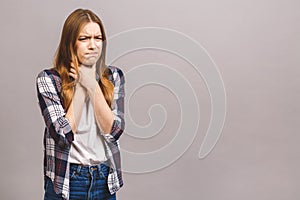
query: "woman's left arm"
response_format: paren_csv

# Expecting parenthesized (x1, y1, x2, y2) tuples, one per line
(81, 66, 125, 140)
(105, 67, 125, 141)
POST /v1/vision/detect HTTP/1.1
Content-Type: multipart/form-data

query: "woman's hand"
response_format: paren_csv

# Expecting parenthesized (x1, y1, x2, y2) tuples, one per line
(77, 65, 99, 93)
(68, 63, 98, 91)
(69, 64, 79, 85)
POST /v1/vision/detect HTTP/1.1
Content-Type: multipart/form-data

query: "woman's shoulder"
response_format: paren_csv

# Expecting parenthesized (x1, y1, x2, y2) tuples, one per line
(107, 65, 124, 76)
(36, 68, 61, 90)
(107, 65, 125, 85)
(37, 67, 60, 79)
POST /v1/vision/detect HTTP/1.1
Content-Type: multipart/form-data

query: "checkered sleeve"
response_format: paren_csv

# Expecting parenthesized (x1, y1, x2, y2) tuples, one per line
(104, 66, 125, 142)
(36, 70, 74, 147)
(101, 66, 125, 193)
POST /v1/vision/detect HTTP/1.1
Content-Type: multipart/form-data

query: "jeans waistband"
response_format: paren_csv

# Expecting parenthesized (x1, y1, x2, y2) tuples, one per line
(70, 160, 110, 173)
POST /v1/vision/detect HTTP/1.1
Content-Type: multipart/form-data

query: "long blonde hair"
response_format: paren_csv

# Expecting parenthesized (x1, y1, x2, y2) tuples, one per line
(54, 9, 114, 110)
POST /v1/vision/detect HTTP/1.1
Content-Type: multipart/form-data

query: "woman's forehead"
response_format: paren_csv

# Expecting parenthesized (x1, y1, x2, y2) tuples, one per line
(79, 22, 101, 35)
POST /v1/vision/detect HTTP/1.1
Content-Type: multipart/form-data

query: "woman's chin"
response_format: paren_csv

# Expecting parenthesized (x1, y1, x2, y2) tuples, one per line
(81, 60, 98, 67)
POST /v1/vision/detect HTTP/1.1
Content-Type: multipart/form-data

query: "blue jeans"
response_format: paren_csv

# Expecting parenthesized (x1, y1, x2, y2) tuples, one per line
(44, 161, 116, 200)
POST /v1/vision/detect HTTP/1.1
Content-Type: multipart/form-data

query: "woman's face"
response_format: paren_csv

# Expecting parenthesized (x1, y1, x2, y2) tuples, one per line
(76, 22, 103, 67)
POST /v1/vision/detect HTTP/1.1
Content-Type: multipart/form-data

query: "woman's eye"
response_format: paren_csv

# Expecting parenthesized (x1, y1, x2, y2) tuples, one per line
(78, 37, 87, 41)
(95, 37, 103, 41)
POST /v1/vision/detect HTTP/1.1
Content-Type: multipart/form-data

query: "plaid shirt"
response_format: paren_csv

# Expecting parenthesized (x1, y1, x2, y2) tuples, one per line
(36, 66, 125, 200)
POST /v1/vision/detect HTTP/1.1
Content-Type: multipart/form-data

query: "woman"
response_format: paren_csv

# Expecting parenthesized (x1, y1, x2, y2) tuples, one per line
(36, 9, 125, 200)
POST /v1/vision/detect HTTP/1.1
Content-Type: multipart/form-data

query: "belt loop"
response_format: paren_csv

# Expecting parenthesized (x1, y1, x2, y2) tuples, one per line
(76, 164, 81, 174)
(98, 162, 105, 178)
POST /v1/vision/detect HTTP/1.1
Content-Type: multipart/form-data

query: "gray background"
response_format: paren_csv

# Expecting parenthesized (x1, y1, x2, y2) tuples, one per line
(0, 0, 299, 199)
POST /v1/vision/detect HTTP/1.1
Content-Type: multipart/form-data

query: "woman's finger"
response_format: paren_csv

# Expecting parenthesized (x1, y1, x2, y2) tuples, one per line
(69, 71, 77, 79)
(70, 67, 76, 74)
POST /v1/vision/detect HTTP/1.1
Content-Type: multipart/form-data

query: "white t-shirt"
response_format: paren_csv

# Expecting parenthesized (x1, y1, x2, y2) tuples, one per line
(69, 96, 107, 165)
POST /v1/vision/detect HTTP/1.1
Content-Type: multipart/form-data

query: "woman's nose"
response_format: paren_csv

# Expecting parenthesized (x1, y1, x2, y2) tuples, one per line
(88, 38, 96, 49)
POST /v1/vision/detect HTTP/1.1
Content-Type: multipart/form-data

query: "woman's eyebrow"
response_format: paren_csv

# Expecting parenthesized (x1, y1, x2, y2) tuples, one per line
(78, 34, 102, 38)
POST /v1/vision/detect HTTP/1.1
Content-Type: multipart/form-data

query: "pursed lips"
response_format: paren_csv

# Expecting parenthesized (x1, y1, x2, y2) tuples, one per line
(85, 52, 99, 56)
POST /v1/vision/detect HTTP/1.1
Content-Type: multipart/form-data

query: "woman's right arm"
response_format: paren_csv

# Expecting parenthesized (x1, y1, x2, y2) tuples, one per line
(36, 70, 85, 147)
(65, 84, 86, 133)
